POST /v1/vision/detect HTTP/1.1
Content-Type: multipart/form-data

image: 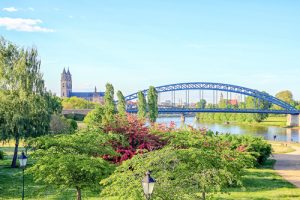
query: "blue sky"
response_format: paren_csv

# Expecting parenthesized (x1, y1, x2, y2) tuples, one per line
(0, 0, 300, 99)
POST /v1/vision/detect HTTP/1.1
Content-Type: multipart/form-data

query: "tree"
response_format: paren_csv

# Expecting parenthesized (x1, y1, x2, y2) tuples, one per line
(0, 38, 60, 167)
(84, 105, 105, 128)
(62, 96, 96, 109)
(117, 90, 127, 117)
(100, 132, 253, 200)
(137, 91, 147, 120)
(104, 114, 166, 163)
(49, 114, 77, 134)
(148, 86, 158, 123)
(196, 99, 207, 109)
(27, 129, 118, 200)
(275, 90, 294, 104)
(103, 83, 115, 125)
(274, 90, 295, 110)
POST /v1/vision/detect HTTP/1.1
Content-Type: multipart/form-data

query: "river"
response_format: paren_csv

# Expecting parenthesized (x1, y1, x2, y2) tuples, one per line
(156, 116, 300, 142)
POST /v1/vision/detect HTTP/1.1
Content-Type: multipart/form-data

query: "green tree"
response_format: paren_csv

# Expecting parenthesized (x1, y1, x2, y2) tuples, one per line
(196, 99, 207, 109)
(49, 114, 77, 134)
(100, 133, 253, 200)
(62, 96, 96, 109)
(148, 86, 158, 123)
(273, 90, 295, 110)
(117, 90, 127, 117)
(27, 129, 118, 200)
(103, 83, 115, 125)
(137, 91, 147, 120)
(84, 105, 105, 128)
(0, 38, 60, 167)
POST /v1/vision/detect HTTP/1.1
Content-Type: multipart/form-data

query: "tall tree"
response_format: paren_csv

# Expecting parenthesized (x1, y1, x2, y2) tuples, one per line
(102, 83, 115, 125)
(197, 99, 207, 109)
(137, 91, 147, 120)
(147, 86, 158, 123)
(117, 90, 126, 117)
(274, 90, 295, 109)
(0, 38, 60, 167)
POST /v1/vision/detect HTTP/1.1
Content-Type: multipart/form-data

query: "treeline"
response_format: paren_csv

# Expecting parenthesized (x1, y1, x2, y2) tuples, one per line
(197, 90, 299, 123)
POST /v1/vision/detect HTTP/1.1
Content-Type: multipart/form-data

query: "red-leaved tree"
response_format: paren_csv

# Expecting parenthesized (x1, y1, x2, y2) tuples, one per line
(103, 114, 166, 163)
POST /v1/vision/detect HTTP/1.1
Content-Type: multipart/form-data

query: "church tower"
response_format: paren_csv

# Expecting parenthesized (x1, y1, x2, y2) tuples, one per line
(61, 68, 72, 97)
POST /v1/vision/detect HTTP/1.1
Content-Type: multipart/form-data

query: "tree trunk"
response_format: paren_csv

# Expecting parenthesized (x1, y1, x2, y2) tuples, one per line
(202, 192, 206, 200)
(11, 135, 19, 168)
(76, 187, 81, 200)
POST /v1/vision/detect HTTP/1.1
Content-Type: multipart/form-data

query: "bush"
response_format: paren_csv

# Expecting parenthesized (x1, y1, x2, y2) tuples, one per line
(0, 150, 5, 160)
(50, 114, 77, 134)
(64, 113, 85, 121)
(219, 134, 272, 165)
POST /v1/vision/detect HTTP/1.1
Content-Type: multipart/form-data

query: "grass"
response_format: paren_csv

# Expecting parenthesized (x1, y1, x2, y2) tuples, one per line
(214, 160, 300, 200)
(199, 116, 289, 127)
(268, 141, 295, 154)
(260, 116, 287, 127)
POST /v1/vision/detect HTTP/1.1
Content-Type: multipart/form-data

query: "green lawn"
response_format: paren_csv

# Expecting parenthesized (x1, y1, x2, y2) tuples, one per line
(259, 116, 287, 127)
(214, 160, 300, 200)
(1, 148, 300, 199)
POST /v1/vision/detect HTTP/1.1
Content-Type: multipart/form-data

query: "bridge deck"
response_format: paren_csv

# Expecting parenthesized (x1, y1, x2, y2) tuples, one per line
(62, 108, 300, 115)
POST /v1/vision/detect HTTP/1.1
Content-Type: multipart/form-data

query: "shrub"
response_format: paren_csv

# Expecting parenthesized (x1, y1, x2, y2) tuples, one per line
(219, 134, 272, 165)
(104, 114, 166, 163)
(0, 150, 5, 160)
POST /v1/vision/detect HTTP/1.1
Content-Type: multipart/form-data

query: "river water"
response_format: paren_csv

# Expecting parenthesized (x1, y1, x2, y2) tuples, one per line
(156, 116, 300, 142)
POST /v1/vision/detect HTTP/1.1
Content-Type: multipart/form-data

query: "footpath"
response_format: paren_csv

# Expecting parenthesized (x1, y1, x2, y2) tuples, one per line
(274, 145, 300, 188)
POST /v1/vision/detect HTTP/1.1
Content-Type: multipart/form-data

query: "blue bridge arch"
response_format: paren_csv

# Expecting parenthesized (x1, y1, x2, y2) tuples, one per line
(124, 82, 300, 114)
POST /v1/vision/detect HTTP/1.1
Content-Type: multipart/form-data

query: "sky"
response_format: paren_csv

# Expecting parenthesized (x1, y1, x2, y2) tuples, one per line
(0, 0, 300, 99)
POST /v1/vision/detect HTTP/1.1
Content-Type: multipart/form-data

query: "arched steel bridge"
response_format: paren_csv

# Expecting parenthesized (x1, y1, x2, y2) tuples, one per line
(124, 82, 300, 115)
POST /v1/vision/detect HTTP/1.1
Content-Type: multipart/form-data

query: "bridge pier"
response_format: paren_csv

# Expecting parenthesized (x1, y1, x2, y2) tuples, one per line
(286, 114, 300, 127)
(180, 114, 185, 123)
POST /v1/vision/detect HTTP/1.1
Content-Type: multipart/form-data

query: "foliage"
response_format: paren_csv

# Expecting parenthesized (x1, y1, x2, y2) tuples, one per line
(0, 38, 61, 167)
(148, 86, 158, 123)
(219, 134, 272, 165)
(0, 149, 5, 159)
(62, 96, 97, 109)
(103, 114, 166, 163)
(196, 99, 207, 109)
(49, 114, 77, 134)
(197, 95, 271, 123)
(117, 90, 126, 118)
(84, 105, 105, 128)
(137, 91, 147, 120)
(273, 90, 295, 109)
(100, 139, 253, 200)
(27, 129, 118, 200)
(64, 113, 85, 121)
(103, 83, 115, 125)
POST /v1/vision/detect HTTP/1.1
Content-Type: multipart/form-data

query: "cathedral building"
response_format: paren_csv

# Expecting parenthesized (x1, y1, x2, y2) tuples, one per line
(61, 68, 104, 103)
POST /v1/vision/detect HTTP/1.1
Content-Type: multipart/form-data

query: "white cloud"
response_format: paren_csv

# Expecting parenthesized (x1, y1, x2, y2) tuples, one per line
(0, 17, 54, 32)
(28, 7, 35, 11)
(2, 7, 18, 12)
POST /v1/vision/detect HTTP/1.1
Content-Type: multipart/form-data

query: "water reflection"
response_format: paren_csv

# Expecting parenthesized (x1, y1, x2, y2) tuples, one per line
(156, 116, 300, 142)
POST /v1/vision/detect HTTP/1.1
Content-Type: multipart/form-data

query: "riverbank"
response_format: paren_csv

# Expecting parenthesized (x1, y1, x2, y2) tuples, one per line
(198, 116, 289, 128)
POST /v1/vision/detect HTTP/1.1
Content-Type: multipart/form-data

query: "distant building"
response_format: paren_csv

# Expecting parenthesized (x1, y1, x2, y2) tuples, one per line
(60, 68, 104, 103)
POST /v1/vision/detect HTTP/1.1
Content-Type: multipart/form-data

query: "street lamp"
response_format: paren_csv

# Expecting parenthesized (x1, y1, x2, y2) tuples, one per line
(142, 171, 156, 200)
(19, 151, 27, 200)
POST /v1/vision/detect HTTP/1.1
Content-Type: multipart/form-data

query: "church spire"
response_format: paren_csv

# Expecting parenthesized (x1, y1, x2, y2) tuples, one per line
(63, 68, 66, 74)
(67, 67, 71, 75)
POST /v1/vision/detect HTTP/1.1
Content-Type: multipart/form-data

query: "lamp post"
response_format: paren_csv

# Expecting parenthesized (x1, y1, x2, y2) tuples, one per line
(141, 171, 156, 200)
(19, 151, 27, 200)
